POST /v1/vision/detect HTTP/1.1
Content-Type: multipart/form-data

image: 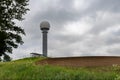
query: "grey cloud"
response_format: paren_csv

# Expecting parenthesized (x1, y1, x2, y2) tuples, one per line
(89, 14, 120, 34)
(85, 0, 120, 13)
(105, 30, 120, 45)
(108, 48, 120, 55)
(84, 0, 120, 34)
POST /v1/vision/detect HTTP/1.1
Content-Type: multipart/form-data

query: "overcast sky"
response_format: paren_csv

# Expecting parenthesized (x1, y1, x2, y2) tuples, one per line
(11, 0, 120, 59)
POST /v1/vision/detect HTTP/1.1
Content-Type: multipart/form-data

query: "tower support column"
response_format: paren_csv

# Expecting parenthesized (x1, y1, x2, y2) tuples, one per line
(42, 30, 48, 57)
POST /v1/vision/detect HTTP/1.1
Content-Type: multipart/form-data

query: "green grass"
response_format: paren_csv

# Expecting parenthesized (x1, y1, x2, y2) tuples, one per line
(0, 57, 120, 80)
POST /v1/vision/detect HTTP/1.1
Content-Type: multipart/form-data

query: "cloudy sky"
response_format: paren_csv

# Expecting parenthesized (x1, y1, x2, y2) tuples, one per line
(11, 0, 120, 59)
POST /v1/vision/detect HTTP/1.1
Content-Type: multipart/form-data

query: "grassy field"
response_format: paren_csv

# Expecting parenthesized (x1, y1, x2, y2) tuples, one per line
(0, 57, 120, 80)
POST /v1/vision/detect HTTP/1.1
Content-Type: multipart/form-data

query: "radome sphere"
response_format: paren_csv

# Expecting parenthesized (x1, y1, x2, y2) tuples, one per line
(40, 21, 50, 30)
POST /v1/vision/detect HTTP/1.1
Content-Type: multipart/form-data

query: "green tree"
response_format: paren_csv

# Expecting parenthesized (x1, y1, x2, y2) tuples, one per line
(0, 0, 29, 61)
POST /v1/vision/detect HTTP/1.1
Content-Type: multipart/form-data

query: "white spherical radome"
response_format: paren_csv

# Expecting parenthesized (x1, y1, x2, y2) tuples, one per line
(40, 21, 50, 30)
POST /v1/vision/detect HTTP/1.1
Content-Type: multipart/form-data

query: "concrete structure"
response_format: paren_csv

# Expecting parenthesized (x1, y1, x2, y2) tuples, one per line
(30, 53, 42, 57)
(40, 21, 50, 57)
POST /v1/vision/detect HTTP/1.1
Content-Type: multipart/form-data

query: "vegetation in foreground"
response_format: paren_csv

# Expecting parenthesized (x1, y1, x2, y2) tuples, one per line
(0, 57, 120, 80)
